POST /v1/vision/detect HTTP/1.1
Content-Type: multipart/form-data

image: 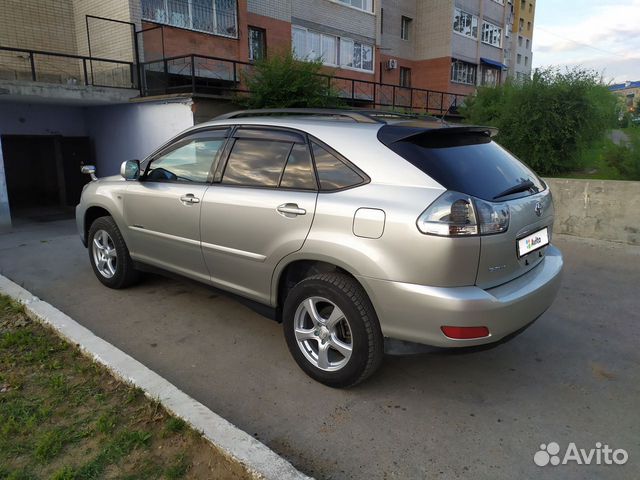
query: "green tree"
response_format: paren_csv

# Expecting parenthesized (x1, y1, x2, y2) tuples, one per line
(460, 67, 618, 175)
(239, 52, 341, 109)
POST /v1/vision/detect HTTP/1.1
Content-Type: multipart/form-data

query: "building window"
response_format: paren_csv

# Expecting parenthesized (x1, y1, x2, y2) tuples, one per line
(340, 38, 374, 71)
(481, 21, 502, 48)
(292, 26, 338, 66)
(526, 38, 530, 49)
(517, 53, 522, 64)
(482, 66, 499, 87)
(518, 35, 523, 47)
(451, 59, 477, 85)
(399, 67, 411, 87)
(453, 8, 479, 39)
(524, 56, 528, 66)
(380, 8, 384, 34)
(527, 21, 531, 31)
(519, 18, 524, 32)
(529, 3, 533, 13)
(141, 0, 238, 38)
(248, 27, 266, 61)
(520, 0, 525, 8)
(401, 16, 412, 41)
(292, 26, 373, 72)
(335, 0, 374, 13)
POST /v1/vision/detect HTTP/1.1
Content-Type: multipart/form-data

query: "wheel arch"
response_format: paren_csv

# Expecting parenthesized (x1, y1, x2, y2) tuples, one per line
(272, 255, 370, 316)
(84, 205, 113, 245)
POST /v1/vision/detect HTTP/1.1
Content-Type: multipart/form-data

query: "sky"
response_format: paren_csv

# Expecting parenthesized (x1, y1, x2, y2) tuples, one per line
(532, 0, 640, 84)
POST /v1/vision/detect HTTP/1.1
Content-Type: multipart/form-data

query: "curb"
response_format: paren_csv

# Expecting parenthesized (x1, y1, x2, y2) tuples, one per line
(0, 274, 311, 480)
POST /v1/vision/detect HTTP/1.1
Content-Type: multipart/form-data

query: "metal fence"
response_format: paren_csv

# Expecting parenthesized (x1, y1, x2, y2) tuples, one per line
(139, 53, 467, 115)
(0, 46, 136, 89)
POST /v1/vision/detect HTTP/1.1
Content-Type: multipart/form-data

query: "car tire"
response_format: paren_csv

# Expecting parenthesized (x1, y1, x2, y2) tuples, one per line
(283, 273, 384, 388)
(88, 216, 140, 289)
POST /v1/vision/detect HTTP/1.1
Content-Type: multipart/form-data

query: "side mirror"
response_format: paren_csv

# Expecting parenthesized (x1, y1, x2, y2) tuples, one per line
(81, 165, 97, 181)
(120, 160, 140, 181)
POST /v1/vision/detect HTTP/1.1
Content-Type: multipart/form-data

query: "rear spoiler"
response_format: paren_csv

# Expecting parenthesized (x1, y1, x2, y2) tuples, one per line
(378, 125, 499, 145)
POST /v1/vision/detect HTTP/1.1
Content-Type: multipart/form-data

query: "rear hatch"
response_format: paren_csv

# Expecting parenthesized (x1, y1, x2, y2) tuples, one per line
(379, 124, 554, 289)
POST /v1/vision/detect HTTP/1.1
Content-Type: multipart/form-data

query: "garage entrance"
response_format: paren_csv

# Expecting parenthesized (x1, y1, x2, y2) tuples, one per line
(1, 135, 91, 223)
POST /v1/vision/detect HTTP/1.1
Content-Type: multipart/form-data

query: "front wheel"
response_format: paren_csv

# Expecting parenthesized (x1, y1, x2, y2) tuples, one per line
(88, 216, 140, 289)
(283, 273, 384, 388)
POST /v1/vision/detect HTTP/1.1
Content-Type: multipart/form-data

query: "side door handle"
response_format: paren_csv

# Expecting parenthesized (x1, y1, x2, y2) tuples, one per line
(180, 194, 200, 205)
(277, 203, 306, 217)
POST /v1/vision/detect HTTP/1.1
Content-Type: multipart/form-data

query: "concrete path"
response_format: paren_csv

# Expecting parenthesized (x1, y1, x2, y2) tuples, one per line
(1, 219, 639, 479)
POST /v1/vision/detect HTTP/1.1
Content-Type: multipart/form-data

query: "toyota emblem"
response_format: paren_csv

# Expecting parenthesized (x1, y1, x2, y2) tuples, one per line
(534, 202, 543, 217)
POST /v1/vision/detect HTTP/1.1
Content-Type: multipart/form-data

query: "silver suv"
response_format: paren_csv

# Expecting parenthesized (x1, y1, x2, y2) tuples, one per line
(76, 109, 563, 387)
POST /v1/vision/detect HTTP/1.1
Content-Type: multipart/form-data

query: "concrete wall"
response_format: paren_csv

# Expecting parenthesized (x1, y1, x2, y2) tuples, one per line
(546, 178, 640, 246)
(85, 99, 195, 176)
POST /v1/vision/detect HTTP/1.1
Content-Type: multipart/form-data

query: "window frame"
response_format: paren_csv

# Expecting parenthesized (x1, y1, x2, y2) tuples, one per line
(450, 59, 477, 85)
(401, 16, 412, 41)
(292, 25, 374, 73)
(399, 66, 412, 88)
(481, 20, 503, 48)
(453, 8, 479, 39)
(333, 0, 374, 14)
(140, 0, 239, 39)
(141, 127, 231, 184)
(248, 26, 267, 62)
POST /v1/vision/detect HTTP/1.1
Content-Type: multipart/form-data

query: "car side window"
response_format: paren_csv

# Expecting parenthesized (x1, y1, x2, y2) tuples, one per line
(146, 134, 226, 183)
(222, 139, 294, 187)
(311, 142, 364, 191)
(280, 144, 317, 190)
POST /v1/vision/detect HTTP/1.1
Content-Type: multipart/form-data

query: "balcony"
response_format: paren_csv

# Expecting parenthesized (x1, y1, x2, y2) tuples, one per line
(141, 0, 238, 38)
(140, 54, 467, 116)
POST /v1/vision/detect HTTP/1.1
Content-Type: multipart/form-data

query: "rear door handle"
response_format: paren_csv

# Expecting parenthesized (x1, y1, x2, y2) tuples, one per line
(277, 203, 306, 216)
(180, 194, 200, 205)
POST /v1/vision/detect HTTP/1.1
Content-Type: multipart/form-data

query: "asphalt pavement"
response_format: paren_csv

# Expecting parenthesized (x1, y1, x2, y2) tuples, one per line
(1, 219, 638, 479)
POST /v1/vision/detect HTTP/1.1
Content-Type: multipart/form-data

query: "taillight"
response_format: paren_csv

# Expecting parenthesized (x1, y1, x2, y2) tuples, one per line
(417, 191, 509, 237)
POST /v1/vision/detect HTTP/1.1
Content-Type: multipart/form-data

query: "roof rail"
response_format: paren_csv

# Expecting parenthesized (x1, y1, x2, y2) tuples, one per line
(214, 108, 384, 124)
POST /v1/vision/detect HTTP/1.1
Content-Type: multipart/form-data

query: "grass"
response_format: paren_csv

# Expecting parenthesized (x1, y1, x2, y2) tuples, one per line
(0, 295, 252, 480)
(557, 127, 640, 180)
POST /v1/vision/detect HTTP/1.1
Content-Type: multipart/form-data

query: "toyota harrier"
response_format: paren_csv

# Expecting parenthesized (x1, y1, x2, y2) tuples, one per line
(76, 109, 563, 387)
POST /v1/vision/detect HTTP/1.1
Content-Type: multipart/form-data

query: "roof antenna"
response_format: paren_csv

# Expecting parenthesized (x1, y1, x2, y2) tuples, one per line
(438, 96, 457, 126)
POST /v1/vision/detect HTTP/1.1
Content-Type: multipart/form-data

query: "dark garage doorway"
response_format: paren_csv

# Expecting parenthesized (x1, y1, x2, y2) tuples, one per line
(1, 135, 91, 223)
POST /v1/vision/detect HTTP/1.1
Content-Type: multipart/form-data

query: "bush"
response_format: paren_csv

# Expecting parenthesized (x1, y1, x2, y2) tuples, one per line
(604, 136, 640, 180)
(460, 67, 618, 175)
(239, 52, 341, 109)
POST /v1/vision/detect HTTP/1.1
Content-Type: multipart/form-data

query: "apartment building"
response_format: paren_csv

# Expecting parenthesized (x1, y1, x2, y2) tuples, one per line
(0, 0, 196, 228)
(377, 0, 510, 95)
(508, 0, 535, 80)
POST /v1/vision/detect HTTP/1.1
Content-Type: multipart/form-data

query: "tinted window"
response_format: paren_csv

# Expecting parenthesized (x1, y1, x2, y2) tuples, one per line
(280, 144, 317, 190)
(147, 138, 225, 182)
(312, 143, 364, 191)
(223, 139, 293, 187)
(380, 129, 545, 201)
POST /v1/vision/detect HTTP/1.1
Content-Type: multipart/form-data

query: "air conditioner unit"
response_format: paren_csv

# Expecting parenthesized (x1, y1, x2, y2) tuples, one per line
(386, 59, 398, 70)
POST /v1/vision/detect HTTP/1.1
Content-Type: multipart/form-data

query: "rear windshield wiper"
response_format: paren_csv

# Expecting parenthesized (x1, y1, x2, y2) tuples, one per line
(493, 179, 536, 200)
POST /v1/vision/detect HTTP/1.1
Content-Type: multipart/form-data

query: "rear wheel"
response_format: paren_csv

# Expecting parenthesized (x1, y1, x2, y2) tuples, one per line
(283, 273, 383, 388)
(88, 216, 140, 289)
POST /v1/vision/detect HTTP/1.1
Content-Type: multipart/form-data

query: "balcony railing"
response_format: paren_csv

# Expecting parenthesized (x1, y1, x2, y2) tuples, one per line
(140, 54, 467, 115)
(0, 46, 137, 89)
(141, 0, 238, 38)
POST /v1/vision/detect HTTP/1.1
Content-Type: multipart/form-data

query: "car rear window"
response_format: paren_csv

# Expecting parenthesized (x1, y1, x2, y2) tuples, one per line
(379, 127, 545, 201)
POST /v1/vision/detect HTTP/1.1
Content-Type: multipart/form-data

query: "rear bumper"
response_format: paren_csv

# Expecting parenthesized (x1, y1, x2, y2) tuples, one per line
(358, 245, 563, 348)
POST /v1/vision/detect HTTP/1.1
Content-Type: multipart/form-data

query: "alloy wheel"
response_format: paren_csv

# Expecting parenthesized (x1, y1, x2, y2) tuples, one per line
(293, 296, 353, 371)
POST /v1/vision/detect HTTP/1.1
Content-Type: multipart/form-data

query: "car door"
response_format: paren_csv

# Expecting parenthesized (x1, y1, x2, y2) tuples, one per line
(200, 127, 318, 303)
(124, 128, 229, 282)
